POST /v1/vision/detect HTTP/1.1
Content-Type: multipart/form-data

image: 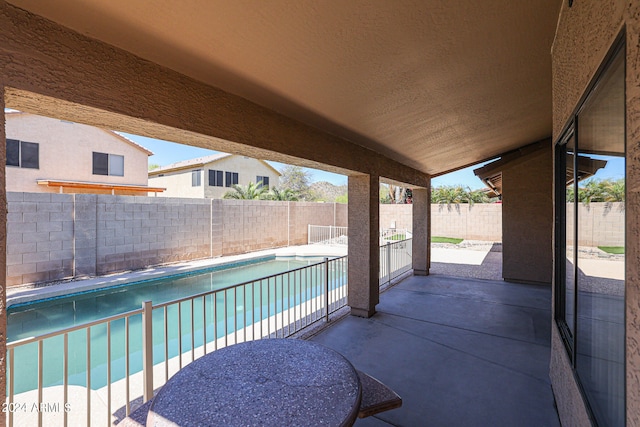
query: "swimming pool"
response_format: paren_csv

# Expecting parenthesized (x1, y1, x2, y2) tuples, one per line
(7, 256, 348, 395)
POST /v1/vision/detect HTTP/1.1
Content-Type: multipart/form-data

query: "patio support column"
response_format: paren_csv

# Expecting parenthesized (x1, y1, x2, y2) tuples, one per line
(412, 186, 431, 275)
(348, 174, 379, 318)
(0, 85, 7, 416)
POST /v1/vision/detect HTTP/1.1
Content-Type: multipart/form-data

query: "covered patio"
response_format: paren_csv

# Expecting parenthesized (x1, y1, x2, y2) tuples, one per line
(1, 1, 639, 426)
(312, 274, 559, 426)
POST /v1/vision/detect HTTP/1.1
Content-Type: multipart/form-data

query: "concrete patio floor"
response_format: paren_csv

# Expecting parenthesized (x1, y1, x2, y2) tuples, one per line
(310, 274, 560, 427)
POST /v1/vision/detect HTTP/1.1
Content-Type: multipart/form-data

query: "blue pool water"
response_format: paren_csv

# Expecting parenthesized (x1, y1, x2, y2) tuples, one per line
(7, 256, 347, 395)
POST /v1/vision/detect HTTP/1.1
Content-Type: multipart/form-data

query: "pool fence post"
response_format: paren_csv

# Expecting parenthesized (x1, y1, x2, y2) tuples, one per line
(324, 257, 329, 322)
(387, 241, 392, 285)
(142, 300, 154, 402)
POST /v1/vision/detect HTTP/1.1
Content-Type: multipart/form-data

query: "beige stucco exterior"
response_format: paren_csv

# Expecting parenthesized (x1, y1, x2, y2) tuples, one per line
(501, 144, 553, 285)
(148, 154, 280, 199)
(6, 112, 152, 194)
(551, 1, 640, 426)
(1, 0, 640, 425)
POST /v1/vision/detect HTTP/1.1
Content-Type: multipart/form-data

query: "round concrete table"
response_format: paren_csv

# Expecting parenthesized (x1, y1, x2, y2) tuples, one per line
(147, 339, 362, 427)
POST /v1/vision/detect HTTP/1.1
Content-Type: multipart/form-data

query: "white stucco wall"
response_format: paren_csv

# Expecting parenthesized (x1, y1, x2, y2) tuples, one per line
(5, 112, 151, 193)
(149, 155, 280, 199)
(147, 168, 205, 198)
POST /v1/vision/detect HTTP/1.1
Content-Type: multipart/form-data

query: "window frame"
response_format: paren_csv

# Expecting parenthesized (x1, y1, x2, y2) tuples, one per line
(553, 32, 626, 426)
(93, 151, 124, 176)
(192, 169, 202, 187)
(225, 171, 238, 187)
(256, 175, 269, 189)
(208, 169, 224, 187)
(6, 139, 40, 169)
(555, 127, 577, 361)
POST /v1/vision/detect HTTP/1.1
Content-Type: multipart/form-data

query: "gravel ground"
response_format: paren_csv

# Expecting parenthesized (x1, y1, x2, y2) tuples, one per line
(430, 241, 503, 281)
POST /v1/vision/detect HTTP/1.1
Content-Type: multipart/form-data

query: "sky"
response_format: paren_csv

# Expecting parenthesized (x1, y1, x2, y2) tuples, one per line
(121, 132, 349, 186)
(9, 109, 622, 189)
(122, 132, 490, 189)
(431, 162, 491, 190)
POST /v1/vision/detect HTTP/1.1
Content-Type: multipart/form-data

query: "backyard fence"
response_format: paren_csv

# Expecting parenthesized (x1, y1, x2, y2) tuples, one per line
(307, 225, 349, 245)
(6, 193, 348, 287)
(6, 227, 417, 427)
(6, 256, 348, 427)
(379, 238, 413, 286)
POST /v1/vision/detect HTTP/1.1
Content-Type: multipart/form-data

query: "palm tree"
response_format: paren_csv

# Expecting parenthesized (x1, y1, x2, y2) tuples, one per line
(267, 187, 299, 201)
(602, 178, 625, 202)
(223, 182, 269, 200)
(431, 185, 470, 205)
(468, 189, 492, 204)
(577, 178, 625, 204)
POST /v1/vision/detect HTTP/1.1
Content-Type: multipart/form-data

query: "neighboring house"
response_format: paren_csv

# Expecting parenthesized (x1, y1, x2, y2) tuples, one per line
(148, 153, 281, 198)
(5, 111, 164, 195)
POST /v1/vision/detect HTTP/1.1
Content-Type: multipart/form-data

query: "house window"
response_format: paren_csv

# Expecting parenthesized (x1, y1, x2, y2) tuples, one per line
(6, 139, 39, 169)
(192, 169, 202, 187)
(209, 169, 223, 187)
(225, 171, 238, 187)
(93, 152, 124, 176)
(554, 39, 625, 427)
(256, 176, 270, 189)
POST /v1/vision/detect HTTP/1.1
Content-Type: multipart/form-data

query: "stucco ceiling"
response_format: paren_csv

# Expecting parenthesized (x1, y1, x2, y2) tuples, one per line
(8, 0, 561, 176)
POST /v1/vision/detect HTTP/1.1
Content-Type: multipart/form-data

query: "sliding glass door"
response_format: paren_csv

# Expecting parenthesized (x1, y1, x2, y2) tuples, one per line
(555, 42, 625, 427)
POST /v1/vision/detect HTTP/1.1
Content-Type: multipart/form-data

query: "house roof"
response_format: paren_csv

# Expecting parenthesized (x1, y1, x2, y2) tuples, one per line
(109, 132, 154, 156)
(9, 0, 561, 177)
(473, 140, 607, 196)
(148, 153, 281, 176)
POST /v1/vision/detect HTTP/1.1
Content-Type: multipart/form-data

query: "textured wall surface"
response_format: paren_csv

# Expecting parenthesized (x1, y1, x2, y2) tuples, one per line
(6, 192, 75, 285)
(412, 188, 430, 275)
(625, 4, 640, 425)
(381, 203, 503, 241)
(148, 156, 281, 200)
(288, 202, 346, 245)
(551, 1, 640, 425)
(379, 204, 413, 231)
(551, 1, 625, 140)
(0, 3, 429, 189)
(566, 202, 625, 247)
(549, 326, 592, 426)
(6, 194, 347, 286)
(6, 112, 151, 193)
(502, 145, 553, 284)
(1, 84, 7, 421)
(222, 200, 288, 254)
(96, 196, 211, 275)
(431, 204, 503, 241)
(348, 175, 379, 317)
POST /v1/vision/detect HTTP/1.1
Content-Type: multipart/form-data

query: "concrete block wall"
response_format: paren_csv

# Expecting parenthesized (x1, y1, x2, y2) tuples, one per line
(335, 203, 348, 227)
(15, 195, 628, 287)
(381, 203, 503, 241)
(6, 193, 347, 286)
(588, 203, 624, 247)
(96, 196, 211, 275)
(221, 200, 288, 254)
(380, 204, 412, 230)
(6, 192, 75, 286)
(566, 202, 625, 247)
(380, 201, 624, 246)
(462, 204, 504, 240)
(211, 199, 224, 257)
(289, 202, 346, 245)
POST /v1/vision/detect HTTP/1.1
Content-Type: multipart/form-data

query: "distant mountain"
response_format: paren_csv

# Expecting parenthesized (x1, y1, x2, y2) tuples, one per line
(309, 181, 347, 202)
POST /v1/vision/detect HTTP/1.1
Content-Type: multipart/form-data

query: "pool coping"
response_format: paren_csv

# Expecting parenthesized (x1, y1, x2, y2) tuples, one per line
(7, 244, 348, 308)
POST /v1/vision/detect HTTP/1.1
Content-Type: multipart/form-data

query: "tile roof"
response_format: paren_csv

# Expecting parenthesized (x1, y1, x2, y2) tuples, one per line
(150, 153, 232, 173)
